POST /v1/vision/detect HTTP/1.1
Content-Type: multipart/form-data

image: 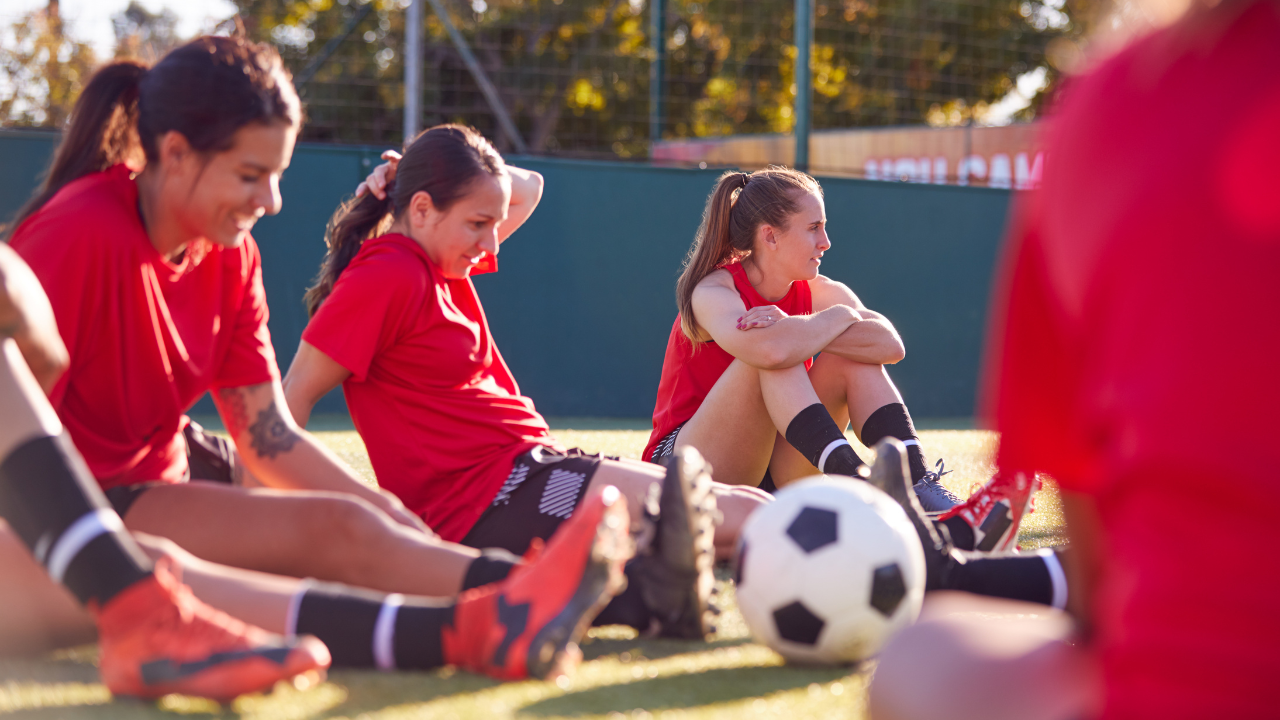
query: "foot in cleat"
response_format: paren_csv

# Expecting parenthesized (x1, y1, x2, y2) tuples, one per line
(912, 459, 961, 512)
(866, 439, 960, 592)
(93, 557, 330, 702)
(936, 471, 1039, 552)
(443, 485, 633, 681)
(633, 446, 719, 640)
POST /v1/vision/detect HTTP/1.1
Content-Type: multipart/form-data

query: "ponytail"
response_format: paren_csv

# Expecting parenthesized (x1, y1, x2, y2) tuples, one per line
(675, 166, 822, 343)
(305, 124, 505, 315)
(7, 61, 147, 237)
(304, 192, 394, 317)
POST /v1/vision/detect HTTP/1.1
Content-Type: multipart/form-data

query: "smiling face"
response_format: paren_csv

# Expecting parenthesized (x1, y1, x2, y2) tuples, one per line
(172, 121, 297, 250)
(405, 173, 511, 279)
(765, 191, 830, 282)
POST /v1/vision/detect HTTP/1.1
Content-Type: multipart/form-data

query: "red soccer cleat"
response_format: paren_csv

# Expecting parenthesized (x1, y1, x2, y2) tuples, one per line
(93, 557, 330, 702)
(443, 485, 633, 681)
(936, 471, 1040, 552)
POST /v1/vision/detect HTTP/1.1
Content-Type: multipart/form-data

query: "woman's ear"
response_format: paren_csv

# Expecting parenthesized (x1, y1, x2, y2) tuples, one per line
(407, 190, 436, 230)
(156, 131, 194, 176)
(758, 223, 778, 251)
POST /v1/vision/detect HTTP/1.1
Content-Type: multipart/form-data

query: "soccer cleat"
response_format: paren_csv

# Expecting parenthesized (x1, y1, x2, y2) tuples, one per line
(912, 459, 961, 512)
(936, 471, 1039, 552)
(93, 557, 330, 702)
(634, 446, 719, 639)
(443, 485, 633, 681)
(867, 439, 959, 592)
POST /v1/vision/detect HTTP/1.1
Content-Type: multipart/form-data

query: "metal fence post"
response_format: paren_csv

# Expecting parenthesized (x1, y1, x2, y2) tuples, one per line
(405, 0, 423, 140)
(793, 0, 811, 171)
(649, 0, 666, 147)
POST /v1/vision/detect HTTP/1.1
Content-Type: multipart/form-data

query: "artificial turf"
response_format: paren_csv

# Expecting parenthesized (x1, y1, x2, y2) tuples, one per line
(0, 420, 1066, 719)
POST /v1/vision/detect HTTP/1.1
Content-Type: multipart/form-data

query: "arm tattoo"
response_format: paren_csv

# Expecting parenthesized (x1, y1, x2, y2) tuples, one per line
(217, 387, 250, 438)
(247, 403, 301, 460)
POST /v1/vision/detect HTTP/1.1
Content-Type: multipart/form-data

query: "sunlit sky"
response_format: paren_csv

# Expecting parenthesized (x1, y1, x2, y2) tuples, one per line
(5, 0, 238, 59)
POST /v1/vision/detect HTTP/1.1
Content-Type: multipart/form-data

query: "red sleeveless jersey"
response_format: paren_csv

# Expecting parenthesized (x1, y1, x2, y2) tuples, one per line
(644, 262, 813, 461)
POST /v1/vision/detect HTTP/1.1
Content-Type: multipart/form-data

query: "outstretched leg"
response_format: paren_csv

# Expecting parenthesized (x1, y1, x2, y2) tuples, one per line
(0, 337, 327, 698)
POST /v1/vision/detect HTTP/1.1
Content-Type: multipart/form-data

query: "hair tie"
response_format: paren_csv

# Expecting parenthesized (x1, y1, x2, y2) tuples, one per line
(740, 172, 751, 187)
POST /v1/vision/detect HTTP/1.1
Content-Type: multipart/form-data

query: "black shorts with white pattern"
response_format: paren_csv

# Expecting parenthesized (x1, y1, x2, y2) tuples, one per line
(459, 446, 608, 556)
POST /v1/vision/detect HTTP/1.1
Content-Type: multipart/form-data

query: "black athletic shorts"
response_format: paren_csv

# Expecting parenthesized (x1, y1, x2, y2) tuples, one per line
(649, 421, 777, 493)
(102, 420, 239, 518)
(460, 446, 607, 556)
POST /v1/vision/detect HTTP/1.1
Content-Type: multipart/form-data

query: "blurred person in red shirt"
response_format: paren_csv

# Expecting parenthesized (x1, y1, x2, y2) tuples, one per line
(870, 1, 1280, 718)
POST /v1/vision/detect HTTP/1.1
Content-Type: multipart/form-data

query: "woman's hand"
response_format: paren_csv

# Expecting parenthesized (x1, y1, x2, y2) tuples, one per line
(355, 150, 402, 200)
(737, 305, 788, 331)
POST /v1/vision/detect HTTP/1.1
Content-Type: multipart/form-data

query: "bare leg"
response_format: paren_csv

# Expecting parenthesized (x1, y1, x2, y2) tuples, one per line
(769, 354, 902, 487)
(122, 482, 479, 598)
(0, 521, 96, 656)
(869, 592, 1101, 720)
(587, 457, 769, 560)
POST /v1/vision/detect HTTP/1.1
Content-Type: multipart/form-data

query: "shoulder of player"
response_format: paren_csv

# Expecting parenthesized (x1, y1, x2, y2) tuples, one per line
(693, 267, 736, 295)
(13, 168, 137, 255)
(337, 235, 433, 294)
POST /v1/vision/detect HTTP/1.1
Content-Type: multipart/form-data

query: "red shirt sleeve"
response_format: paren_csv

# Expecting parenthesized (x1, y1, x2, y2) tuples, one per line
(303, 244, 425, 382)
(9, 210, 106, 407)
(982, 191, 1095, 493)
(212, 238, 280, 389)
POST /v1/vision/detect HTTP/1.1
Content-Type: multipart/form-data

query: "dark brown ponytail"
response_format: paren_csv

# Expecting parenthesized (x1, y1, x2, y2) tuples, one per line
(7, 61, 146, 236)
(7, 36, 300, 238)
(675, 166, 822, 342)
(305, 124, 506, 316)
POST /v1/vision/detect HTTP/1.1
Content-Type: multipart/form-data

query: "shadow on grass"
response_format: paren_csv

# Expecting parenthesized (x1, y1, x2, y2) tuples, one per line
(517, 664, 859, 717)
(581, 635, 752, 663)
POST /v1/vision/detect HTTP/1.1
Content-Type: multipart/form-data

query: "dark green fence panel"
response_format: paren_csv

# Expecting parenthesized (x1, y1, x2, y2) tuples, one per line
(1, 133, 1010, 420)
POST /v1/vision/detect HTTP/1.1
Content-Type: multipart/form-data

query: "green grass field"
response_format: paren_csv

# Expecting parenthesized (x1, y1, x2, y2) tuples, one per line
(0, 420, 1066, 719)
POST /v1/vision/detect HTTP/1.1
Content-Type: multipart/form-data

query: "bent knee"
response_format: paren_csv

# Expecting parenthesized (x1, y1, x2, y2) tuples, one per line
(301, 494, 392, 558)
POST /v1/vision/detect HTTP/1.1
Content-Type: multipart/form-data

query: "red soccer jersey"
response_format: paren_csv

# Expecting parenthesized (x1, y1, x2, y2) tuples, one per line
(645, 262, 813, 461)
(302, 233, 559, 542)
(10, 165, 279, 489)
(984, 6, 1280, 717)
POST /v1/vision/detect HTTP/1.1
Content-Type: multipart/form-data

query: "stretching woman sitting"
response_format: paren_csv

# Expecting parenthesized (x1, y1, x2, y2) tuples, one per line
(282, 125, 768, 638)
(4, 35, 629, 681)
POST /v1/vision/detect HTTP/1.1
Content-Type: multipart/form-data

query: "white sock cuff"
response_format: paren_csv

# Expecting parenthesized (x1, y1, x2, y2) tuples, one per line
(284, 578, 316, 640)
(46, 509, 123, 583)
(1036, 548, 1068, 610)
(817, 438, 851, 474)
(373, 594, 404, 671)
(901, 439, 920, 448)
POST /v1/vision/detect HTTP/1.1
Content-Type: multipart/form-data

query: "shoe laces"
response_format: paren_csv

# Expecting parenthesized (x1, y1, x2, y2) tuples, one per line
(920, 459, 961, 503)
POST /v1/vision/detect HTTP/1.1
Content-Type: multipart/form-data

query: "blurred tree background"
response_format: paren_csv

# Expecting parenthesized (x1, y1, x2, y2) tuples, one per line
(2, 0, 1101, 158)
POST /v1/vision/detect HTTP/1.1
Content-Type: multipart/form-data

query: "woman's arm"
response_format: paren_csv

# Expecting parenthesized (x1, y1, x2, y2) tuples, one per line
(809, 275, 905, 365)
(356, 151, 544, 244)
(0, 244, 68, 393)
(282, 340, 351, 429)
(214, 379, 430, 533)
(498, 166, 544, 243)
(691, 270, 860, 370)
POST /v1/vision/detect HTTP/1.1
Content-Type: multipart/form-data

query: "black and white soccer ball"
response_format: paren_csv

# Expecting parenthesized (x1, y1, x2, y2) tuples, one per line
(734, 476, 926, 664)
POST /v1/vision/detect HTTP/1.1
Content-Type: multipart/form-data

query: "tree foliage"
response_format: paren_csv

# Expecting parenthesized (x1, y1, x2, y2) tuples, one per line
(0, 2, 98, 128)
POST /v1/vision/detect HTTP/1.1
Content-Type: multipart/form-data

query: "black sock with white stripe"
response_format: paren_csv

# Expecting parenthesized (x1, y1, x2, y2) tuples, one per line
(944, 548, 1069, 609)
(784, 403, 866, 477)
(292, 581, 453, 669)
(859, 403, 928, 483)
(0, 434, 153, 606)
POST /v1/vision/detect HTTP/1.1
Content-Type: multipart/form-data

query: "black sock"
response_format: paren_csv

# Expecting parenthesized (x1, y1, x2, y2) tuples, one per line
(294, 581, 453, 669)
(943, 548, 1069, 609)
(940, 515, 976, 551)
(860, 403, 927, 482)
(592, 561, 651, 629)
(0, 434, 152, 606)
(460, 549, 521, 590)
(784, 403, 866, 477)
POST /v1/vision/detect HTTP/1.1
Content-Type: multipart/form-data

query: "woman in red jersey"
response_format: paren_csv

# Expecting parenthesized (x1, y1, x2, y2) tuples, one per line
(645, 169, 960, 498)
(4, 36, 631, 679)
(283, 125, 768, 636)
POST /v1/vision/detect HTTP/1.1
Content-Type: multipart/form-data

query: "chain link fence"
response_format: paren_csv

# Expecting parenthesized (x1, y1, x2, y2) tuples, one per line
(4, 0, 1092, 162)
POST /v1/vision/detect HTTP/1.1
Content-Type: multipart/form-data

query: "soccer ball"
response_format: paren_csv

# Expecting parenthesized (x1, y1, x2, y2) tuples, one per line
(734, 476, 926, 664)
